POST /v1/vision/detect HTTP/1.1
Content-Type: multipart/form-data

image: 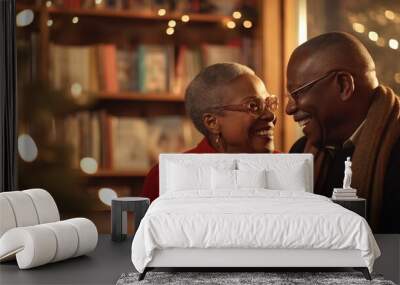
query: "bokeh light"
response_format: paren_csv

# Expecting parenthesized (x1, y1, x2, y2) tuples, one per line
(70, 83, 83, 98)
(80, 157, 98, 174)
(181, 15, 190, 22)
(18, 134, 38, 162)
(166, 27, 174, 35)
(233, 11, 242, 19)
(226, 20, 236, 29)
(158, 8, 166, 16)
(243, 20, 253, 29)
(16, 10, 34, 27)
(98, 188, 118, 206)
(368, 31, 378, 41)
(389, 39, 399, 50)
(352, 22, 365, 33)
(168, 20, 176, 27)
(384, 10, 395, 20)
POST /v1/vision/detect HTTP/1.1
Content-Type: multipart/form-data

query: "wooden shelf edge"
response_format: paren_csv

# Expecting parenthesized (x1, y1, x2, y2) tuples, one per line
(80, 169, 148, 177)
(47, 7, 230, 23)
(96, 92, 185, 102)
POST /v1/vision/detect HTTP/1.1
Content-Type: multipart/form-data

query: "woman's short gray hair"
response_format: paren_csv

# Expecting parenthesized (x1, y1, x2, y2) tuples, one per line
(185, 62, 255, 136)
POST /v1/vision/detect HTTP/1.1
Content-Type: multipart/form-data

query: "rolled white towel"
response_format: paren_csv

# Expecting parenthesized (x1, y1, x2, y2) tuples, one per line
(0, 196, 17, 238)
(42, 221, 79, 263)
(0, 218, 98, 269)
(23, 188, 60, 224)
(0, 191, 39, 227)
(64, 218, 98, 257)
(0, 226, 57, 269)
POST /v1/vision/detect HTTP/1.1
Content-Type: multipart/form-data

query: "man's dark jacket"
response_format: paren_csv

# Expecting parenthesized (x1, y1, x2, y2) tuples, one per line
(290, 136, 400, 233)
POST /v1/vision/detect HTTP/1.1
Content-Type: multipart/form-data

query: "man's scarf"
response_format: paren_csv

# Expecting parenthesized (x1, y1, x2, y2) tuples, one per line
(305, 85, 400, 231)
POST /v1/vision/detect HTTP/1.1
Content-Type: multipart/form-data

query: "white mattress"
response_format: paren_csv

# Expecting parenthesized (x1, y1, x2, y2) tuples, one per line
(131, 190, 380, 273)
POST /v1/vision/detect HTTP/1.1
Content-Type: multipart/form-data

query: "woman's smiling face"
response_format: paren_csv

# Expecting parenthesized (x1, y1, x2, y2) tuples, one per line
(214, 74, 276, 153)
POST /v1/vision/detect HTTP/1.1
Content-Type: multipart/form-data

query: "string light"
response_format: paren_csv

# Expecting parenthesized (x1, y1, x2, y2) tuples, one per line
(368, 31, 378, 41)
(47, 19, 53, 27)
(384, 10, 395, 20)
(352, 22, 365, 33)
(46, 1, 52, 7)
(181, 15, 190, 22)
(226, 20, 236, 29)
(389, 39, 399, 50)
(158, 8, 166, 16)
(168, 20, 176, 27)
(243, 20, 253, 29)
(166, 27, 174, 35)
(232, 11, 242, 19)
(72, 16, 79, 24)
(95, 0, 102, 4)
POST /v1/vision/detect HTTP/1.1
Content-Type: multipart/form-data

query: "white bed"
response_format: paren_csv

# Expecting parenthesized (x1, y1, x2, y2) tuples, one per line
(131, 154, 380, 280)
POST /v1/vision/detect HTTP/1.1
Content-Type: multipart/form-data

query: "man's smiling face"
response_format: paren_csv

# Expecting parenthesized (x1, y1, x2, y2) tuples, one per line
(285, 52, 342, 148)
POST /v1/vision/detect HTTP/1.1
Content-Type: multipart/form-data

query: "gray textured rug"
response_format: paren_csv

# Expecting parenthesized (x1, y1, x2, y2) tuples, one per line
(116, 271, 396, 285)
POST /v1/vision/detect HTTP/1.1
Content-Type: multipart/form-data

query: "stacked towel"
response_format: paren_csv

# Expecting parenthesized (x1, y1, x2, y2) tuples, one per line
(332, 188, 358, 200)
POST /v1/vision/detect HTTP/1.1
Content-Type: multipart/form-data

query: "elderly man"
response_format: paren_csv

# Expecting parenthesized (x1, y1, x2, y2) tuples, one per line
(286, 32, 400, 233)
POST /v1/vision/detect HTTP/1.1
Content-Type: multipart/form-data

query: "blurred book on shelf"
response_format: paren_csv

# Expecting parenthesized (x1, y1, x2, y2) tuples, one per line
(202, 43, 241, 66)
(116, 47, 138, 91)
(16, 33, 39, 85)
(147, 116, 188, 166)
(138, 45, 172, 93)
(110, 116, 150, 171)
(62, 112, 202, 172)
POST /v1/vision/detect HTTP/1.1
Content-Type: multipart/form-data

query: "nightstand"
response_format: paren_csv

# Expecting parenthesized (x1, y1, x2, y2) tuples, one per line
(331, 198, 366, 219)
(111, 197, 150, 242)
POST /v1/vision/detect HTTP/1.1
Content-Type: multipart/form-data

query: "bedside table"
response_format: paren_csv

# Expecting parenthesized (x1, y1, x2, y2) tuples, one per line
(331, 198, 366, 219)
(111, 197, 150, 242)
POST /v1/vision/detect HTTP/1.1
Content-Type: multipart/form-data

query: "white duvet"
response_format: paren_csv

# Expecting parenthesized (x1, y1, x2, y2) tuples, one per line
(131, 190, 380, 273)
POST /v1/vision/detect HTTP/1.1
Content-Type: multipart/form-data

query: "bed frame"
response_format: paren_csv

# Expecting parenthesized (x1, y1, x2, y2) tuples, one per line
(139, 248, 371, 280)
(138, 154, 372, 281)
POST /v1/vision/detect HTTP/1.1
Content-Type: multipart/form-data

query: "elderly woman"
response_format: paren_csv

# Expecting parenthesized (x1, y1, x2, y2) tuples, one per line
(142, 62, 279, 201)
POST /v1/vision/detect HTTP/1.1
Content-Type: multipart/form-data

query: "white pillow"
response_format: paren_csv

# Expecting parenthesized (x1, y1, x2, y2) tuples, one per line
(236, 169, 267, 188)
(167, 162, 211, 191)
(211, 168, 237, 190)
(266, 161, 307, 191)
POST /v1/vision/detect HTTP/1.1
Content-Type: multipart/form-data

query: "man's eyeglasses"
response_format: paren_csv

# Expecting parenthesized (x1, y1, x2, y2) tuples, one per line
(288, 70, 341, 101)
(207, 95, 279, 117)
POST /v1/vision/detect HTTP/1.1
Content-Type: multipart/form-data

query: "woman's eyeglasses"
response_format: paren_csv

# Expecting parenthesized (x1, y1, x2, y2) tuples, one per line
(207, 95, 279, 117)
